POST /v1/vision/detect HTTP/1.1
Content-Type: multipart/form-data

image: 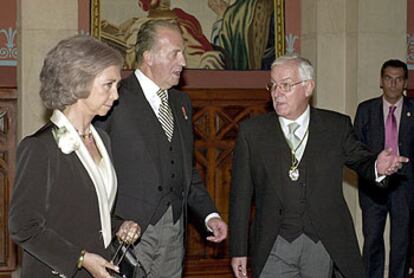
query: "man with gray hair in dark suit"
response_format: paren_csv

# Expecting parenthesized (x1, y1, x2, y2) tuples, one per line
(229, 55, 408, 278)
(96, 20, 227, 278)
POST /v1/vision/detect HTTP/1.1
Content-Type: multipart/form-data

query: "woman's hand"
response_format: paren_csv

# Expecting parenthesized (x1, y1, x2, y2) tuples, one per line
(82, 252, 119, 278)
(116, 220, 141, 245)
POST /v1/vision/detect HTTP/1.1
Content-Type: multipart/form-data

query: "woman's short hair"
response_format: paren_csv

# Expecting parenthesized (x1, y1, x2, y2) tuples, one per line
(39, 34, 123, 110)
(135, 19, 180, 66)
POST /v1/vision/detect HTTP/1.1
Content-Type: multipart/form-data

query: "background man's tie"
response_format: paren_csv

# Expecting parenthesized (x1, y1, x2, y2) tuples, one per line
(156, 89, 174, 141)
(385, 106, 398, 155)
(288, 122, 301, 150)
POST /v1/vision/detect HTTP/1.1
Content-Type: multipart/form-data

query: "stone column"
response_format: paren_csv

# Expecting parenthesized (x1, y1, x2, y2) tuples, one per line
(301, 0, 407, 274)
(17, 0, 78, 138)
(355, 1, 407, 272)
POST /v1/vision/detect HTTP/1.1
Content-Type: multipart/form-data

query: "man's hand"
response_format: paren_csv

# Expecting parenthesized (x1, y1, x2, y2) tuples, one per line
(231, 257, 248, 278)
(376, 148, 409, 176)
(116, 220, 141, 245)
(206, 217, 227, 243)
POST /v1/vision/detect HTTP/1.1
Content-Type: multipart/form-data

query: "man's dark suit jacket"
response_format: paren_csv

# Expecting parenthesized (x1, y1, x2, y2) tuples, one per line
(353, 96, 414, 277)
(354, 96, 414, 186)
(95, 73, 217, 234)
(8, 123, 113, 277)
(229, 108, 377, 278)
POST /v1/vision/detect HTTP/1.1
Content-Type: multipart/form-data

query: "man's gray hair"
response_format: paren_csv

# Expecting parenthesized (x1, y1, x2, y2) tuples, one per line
(135, 19, 181, 66)
(271, 55, 315, 81)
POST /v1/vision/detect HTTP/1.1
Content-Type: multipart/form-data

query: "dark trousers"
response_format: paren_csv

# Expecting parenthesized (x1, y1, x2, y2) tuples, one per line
(359, 182, 412, 278)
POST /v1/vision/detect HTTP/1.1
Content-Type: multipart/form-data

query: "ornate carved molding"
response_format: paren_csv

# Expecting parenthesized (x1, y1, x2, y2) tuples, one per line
(0, 89, 17, 276)
(0, 27, 17, 66)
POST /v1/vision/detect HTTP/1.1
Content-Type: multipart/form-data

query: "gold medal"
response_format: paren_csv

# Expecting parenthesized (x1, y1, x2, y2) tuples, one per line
(289, 168, 299, 181)
(287, 127, 308, 182)
(288, 150, 300, 181)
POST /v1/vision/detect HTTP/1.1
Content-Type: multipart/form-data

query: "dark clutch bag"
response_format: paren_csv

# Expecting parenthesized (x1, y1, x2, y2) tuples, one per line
(110, 240, 138, 278)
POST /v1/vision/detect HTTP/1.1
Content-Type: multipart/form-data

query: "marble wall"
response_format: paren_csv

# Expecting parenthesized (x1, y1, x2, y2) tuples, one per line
(17, 0, 78, 138)
(301, 1, 406, 274)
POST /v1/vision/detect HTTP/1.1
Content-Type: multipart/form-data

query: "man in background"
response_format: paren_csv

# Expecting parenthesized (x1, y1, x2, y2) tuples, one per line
(354, 59, 414, 278)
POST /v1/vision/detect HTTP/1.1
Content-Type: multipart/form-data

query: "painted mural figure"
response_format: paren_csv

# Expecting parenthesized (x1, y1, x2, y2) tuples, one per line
(208, 0, 275, 70)
(101, 0, 224, 69)
(99, 0, 279, 70)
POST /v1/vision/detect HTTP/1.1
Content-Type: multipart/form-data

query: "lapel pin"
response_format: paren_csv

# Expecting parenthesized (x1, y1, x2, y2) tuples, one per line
(182, 106, 188, 120)
(407, 112, 411, 117)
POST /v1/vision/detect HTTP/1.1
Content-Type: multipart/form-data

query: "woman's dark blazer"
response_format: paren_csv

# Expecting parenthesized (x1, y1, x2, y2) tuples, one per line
(8, 122, 113, 277)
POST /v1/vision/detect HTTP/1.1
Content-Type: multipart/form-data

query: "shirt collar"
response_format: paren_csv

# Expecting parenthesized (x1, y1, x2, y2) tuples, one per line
(382, 95, 403, 110)
(134, 69, 166, 101)
(279, 105, 310, 136)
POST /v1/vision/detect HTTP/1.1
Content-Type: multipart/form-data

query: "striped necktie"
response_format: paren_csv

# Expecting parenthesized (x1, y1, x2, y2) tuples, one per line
(288, 122, 301, 149)
(156, 89, 174, 141)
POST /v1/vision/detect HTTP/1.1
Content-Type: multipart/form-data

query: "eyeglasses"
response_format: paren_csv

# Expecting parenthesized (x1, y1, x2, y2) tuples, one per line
(266, 80, 309, 93)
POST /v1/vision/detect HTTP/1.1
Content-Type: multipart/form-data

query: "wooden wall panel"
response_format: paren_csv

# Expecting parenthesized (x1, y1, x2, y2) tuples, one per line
(0, 89, 17, 277)
(183, 88, 271, 277)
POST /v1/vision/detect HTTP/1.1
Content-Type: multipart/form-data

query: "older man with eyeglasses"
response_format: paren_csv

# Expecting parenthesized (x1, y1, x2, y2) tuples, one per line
(229, 55, 409, 278)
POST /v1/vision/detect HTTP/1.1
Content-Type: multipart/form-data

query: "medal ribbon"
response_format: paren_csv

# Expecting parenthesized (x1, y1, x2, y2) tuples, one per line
(289, 127, 308, 179)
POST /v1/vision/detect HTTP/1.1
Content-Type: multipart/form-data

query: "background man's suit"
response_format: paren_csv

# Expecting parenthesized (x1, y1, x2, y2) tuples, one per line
(95, 73, 218, 270)
(230, 107, 377, 278)
(354, 96, 414, 278)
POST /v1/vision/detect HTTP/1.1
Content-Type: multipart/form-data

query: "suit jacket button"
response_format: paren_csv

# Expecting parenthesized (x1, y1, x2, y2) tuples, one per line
(158, 186, 163, 191)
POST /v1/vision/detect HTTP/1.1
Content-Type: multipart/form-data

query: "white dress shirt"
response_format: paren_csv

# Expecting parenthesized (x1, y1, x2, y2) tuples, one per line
(50, 110, 117, 247)
(135, 69, 165, 116)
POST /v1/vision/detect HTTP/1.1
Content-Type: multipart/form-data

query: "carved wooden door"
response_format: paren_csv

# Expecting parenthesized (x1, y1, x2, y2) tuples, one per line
(0, 89, 17, 277)
(183, 88, 271, 277)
